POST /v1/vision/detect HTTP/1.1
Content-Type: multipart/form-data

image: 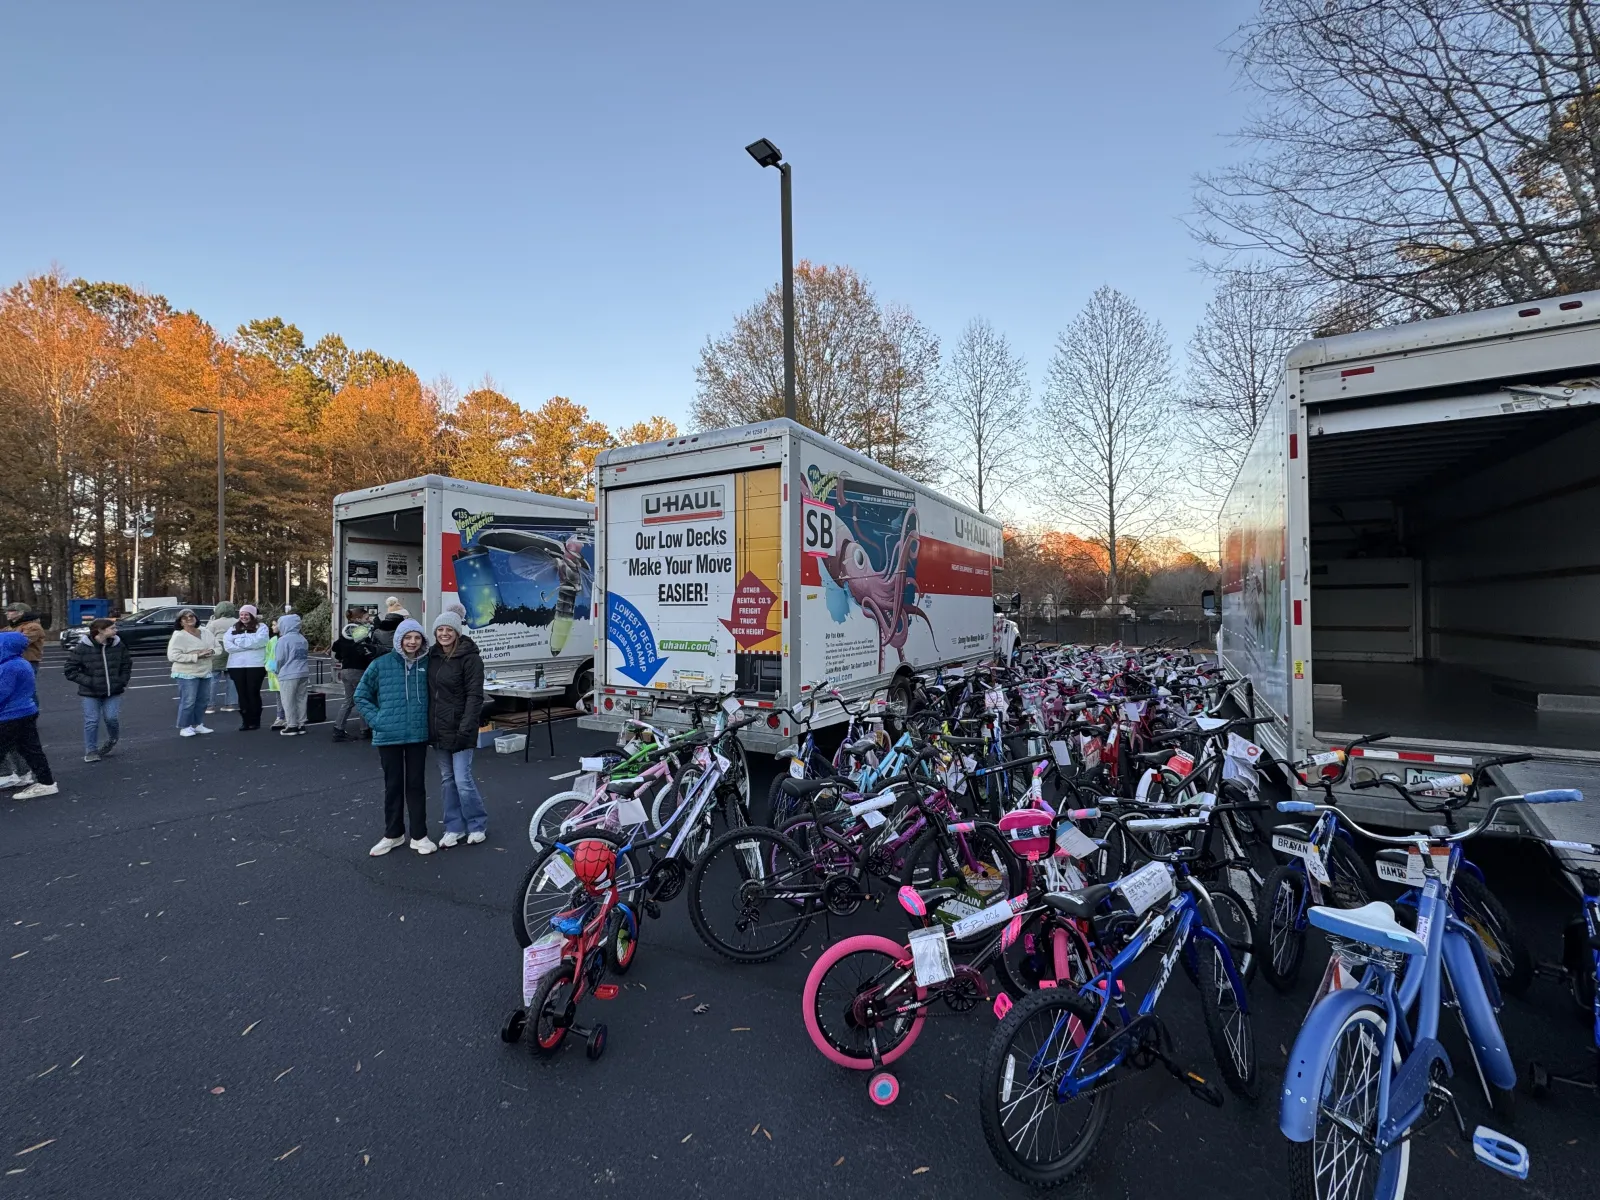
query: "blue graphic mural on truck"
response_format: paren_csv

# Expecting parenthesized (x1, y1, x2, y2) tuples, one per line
(450, 509, 594, 656)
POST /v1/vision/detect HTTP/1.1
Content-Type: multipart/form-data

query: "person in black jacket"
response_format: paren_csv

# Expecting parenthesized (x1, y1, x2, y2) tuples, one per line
(329, 607, 378, 742)
(427, 611, 486, 846)
(64, 618, 133, 760)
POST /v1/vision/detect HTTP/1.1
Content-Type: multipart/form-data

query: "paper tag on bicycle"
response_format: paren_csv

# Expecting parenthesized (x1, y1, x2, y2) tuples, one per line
(950, 897, 1019, 940)
(1050, 739, 1072, 767)
(722, 696, 741, 716)
(1272, 834, 1311, 858)
(523, 934, 562, 1006)
(909, 926, 954, 987)
(578, 756, 607, 772)
(1056, 821, 1099, 860)
(614, 795, 648, 826)
(714, 751, 730, 772)
(574, 773, 599, 801)
(1304, 842, 1331, 886)
(1116, 861, 1173, 917)
(789, 757, 805, 778)
(944, 763, 965, 791)
(543, 853, 576, 889)
(1082, 739, 1102, 770)
(858, 808, 886, 828)
(693, 746, 711, 768)
(1308, 953, 1360, 1013)
(1225, 733, 1263, 764)
(985, 688, 1006, 713)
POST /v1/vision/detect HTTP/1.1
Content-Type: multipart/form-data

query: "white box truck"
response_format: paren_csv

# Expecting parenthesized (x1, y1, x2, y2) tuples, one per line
(332, 475, 597, 695)
(1215, 288, 1600, 846)
(579, 419, 1005, 749)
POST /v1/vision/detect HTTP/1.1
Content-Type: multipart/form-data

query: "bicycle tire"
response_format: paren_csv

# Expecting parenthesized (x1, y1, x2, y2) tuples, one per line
(512, 831, 641, 948)
(1196, 931, 1259, 1101)
(528, 791, 586, 848)
(1453, 871, 1533, 997)
(605, 904, 639, 974)
(1255, 864, 1308, 992)
(898, 825, 1026, 942)
(686, 824, 815, 963)
(978, 989, 1114, 1188)
(1206, 884, 1258, 986)
(1286, 1003, 1409, 1200)
(1326, 836, 1380, 910)
(528, 961, 576, 1057)
(801, 935, 924, 1068)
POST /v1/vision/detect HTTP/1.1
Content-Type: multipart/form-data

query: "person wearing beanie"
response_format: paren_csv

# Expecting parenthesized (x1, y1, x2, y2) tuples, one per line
(355, 617, 436, 855)
(384, 595, 411, 619)
(427, 611, 487, 847)
(205, 602, 239, 713)
(222, 605, 271, 731)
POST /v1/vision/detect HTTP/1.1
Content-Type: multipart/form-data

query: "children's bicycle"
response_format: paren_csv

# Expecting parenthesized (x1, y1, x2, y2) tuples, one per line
(1527, 837, 1600, 1100)
(501, 837, 639, 1062)
(1276, 786, 1581, 1199)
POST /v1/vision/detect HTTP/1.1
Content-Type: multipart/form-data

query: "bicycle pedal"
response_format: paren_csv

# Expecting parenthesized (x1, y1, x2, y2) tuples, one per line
(1184, 1072, 1225, 1108)
(643, 900, 661, 920)
(1471, 1127, 1529, 1181)
(593, 984, 619, 1000)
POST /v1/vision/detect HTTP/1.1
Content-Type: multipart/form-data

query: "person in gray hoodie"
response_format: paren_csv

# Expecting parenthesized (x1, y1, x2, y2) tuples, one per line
(273, 612, 311, 736)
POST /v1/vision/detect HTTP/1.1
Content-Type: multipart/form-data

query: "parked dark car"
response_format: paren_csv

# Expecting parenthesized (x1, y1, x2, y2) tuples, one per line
(58, 605, 215, 653)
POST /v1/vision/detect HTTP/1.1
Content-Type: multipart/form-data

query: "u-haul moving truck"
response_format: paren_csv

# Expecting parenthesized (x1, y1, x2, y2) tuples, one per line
(580, 419, 1005, 749)
(332, 475, 596, 695)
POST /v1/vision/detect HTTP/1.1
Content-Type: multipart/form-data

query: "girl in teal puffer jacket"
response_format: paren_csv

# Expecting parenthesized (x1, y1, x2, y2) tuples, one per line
(355, 619, 435, 856)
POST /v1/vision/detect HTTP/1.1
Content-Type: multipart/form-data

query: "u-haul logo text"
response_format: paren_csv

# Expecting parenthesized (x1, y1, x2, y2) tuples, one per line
(953, 515, 996, 549)
(643, 485, 725, 525)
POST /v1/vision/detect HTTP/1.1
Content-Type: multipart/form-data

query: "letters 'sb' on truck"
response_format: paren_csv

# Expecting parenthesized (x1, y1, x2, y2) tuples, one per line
(581, 419, 1005, 750)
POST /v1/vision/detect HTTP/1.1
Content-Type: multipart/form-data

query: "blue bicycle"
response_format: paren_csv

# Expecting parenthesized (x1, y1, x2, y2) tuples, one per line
(1527, 836, 1600, 1101)
(977, 805, 1259, 1188)
(1277, 786, 1582, 1199)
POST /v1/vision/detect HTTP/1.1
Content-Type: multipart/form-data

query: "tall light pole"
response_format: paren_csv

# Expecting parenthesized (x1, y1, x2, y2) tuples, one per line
(745, 138, 796, 422)
(189, 407, 225, 602)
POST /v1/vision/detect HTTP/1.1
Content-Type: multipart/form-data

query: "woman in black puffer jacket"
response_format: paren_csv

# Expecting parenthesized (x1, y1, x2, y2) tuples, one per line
(427, 612, 487, 847)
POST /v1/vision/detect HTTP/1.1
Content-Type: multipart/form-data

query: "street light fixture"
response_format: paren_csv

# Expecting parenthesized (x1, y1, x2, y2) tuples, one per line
(189, 406, 226, 603)
(745, 138, 796, 423)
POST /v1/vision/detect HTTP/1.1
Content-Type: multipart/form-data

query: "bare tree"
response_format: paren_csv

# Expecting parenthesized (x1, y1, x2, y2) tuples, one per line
(1183, 268, 1305, 509)
(1042, 286, 1176, 599)
(1195, 0, 1600, 323)
(860, 304, 940, 481)
(937, 318, 1031, 514)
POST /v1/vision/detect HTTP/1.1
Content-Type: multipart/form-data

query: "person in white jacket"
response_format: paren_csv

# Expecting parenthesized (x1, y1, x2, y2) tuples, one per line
(222, 604, 271, 731)
(167, 609, 218, 737)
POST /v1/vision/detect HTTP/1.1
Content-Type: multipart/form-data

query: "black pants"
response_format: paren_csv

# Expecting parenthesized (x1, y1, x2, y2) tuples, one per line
(228, 667, 267, 729)
(0, 715, 53, 785)
(378, 742, 429, 840)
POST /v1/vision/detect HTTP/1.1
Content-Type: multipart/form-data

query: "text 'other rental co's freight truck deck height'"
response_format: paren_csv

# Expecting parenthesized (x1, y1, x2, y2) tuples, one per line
(580, 419, 1005, 750)
(1217, 288, 1600, 847)
(332, 476, 597, 697)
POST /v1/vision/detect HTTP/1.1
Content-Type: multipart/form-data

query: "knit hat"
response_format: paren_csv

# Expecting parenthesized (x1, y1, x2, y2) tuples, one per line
(444, 601, 467, 620)
(385, 596, 404, 612)
(431, 611, 463, 636)
(239, 604, 259, 617)
(212, 602, 238, 619)
(394, 618, 427, 657)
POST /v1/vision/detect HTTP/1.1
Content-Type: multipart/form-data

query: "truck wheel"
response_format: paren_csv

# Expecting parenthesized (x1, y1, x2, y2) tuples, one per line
(569, 666, 594, 712)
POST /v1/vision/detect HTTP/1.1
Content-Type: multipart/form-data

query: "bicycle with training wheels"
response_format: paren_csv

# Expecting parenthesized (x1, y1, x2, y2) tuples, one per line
(977, 810, 1260, 1188)
(1276, 785, 1582, 1199)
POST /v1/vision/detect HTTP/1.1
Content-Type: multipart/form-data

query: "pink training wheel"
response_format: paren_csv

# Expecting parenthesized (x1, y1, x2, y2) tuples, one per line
(868, 1072, 900, 1106)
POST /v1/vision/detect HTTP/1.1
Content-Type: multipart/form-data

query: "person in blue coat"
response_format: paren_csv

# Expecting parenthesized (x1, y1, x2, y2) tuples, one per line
(355, 618, 435, 856)
(0, 631, 57, 798)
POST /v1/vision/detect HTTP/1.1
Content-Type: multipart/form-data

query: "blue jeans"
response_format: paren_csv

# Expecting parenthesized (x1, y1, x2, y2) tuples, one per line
(211, 668, 236, 708)
(437, 748, 487, 835)
(82, 695, 121, 754)
(176, 676, 211, 729)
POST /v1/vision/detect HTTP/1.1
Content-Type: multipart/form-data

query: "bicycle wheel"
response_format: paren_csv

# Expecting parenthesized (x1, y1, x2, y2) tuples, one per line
(1196, 931, 1258, 1101)
(1207, 884, 1258, 986)
(1326, 837, 1380, 909)
(1453, 871, 1533, 996)
(512, 831, 641, 948)
(802, 935, 924, 1067)
(1255, 865, 1308, 992)
(686, 825, 815, 963)
(899, 825, 1026, 942)
(605, 904, 639, 974)
(993, 913, 1095, 999)
(528, 791, 586, 848)
(1286, 1004, 1409, 1200)
(527, 961, 576, 1057)
(978, 989, 1114, 1188)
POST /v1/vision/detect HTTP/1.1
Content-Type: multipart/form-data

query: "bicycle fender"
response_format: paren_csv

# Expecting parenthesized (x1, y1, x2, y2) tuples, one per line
(1442, 928, 1515, 1092)
(1279, 987, 1381, 1143)
(1448, 914, 1503, 1011)
(1190, 924, 1250, 1015)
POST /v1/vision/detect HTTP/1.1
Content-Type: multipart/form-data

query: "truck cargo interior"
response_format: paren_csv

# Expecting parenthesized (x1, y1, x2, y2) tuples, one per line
(1308, 396, 1600, 752)
(339, 506, 424, 608)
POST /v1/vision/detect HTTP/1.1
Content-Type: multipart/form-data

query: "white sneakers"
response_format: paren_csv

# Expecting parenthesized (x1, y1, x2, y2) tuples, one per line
(409, 837, 438, 855)
(13, 783, 58, 800)
(180, 727, 197, 737)
(369, 836, 406, 857)
(439, 831, 463, 849)
(0, 773, 26, 788)
(194, 724, 214, 735)
(438, 831, 486, 848)
(467, 831, 486, 845)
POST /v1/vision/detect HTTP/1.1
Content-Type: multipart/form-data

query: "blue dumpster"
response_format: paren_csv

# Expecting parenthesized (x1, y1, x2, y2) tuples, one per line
(68, 598, 111, 626)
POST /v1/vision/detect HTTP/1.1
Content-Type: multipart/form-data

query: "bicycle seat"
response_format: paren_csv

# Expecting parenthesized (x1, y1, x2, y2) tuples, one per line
(549, 900, 597, 937)
(907, 885, 961, 913)
(1132, 749, 1172, 766)
(841, 738, 878, 757)
(607, 778, 649, 799)
(1276, 822, 1313, 839)
(1044, 883, 1114, 920)
(1308, 901, 1427, 956)
(778, 777, 837, 801)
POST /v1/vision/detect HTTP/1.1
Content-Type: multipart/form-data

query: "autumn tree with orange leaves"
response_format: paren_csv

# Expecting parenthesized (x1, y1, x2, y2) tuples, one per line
(0, 271, 676, 619)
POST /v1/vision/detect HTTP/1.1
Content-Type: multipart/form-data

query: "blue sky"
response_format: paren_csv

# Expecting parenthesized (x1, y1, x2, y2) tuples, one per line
(2, 1, 1259, 430)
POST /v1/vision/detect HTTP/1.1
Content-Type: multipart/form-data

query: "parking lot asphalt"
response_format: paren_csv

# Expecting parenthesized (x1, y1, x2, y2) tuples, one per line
(2, 647, 1596, 1199)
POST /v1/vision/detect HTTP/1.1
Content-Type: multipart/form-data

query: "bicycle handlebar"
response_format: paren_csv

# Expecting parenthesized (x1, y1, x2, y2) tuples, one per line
(1277, 790, 1582, 846)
